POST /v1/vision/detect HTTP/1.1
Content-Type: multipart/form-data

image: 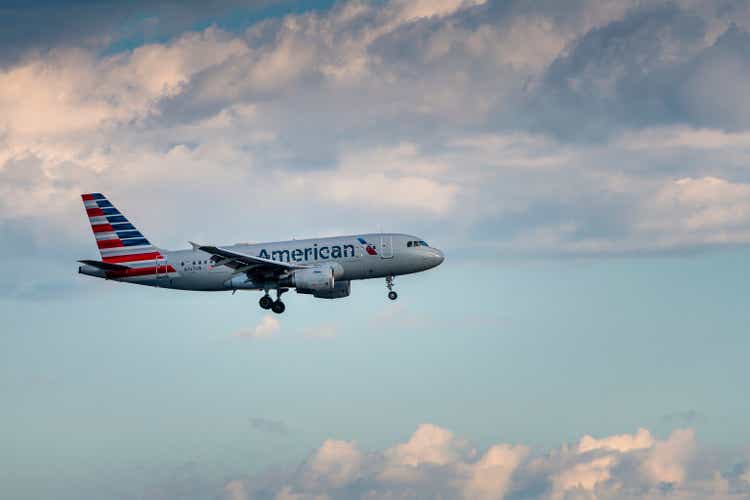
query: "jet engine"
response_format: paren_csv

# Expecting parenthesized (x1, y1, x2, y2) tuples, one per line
(297, 280, 351, 299)
(293, 266, 334, 290)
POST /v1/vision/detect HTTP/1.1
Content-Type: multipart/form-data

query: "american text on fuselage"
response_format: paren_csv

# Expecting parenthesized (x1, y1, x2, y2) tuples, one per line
(77, 194, 444, 314)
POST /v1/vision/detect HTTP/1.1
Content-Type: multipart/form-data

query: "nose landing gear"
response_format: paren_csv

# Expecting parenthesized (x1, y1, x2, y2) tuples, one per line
(386, 275, 398, 300)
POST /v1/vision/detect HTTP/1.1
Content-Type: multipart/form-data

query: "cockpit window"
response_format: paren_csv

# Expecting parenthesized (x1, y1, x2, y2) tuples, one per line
(408, 240, 430, 247)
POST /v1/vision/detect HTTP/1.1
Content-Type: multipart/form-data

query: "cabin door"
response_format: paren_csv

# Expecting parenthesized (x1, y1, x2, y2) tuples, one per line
(380, 235, 394, 259)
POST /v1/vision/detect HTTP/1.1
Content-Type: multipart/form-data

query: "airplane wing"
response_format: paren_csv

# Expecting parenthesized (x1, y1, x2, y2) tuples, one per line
(197, 244, 307, 278)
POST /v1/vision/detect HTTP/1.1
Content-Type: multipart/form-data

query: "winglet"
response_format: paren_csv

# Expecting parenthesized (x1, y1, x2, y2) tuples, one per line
(189, 241, 201, 251)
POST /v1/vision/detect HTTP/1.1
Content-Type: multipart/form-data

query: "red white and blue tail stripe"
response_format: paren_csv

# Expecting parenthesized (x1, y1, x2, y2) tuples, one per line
(81, 193, 176, 278)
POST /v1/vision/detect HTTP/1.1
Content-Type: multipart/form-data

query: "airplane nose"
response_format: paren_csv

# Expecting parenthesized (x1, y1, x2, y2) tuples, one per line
(424, 249, 445, 268)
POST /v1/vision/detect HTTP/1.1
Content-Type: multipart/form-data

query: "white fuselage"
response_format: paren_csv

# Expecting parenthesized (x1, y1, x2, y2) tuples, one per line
(79, 233, 444, 292)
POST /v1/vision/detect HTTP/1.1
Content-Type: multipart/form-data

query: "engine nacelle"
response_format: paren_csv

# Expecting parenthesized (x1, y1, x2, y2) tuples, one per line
(291, 264, 342, 290)
(297, 280, 351, 299)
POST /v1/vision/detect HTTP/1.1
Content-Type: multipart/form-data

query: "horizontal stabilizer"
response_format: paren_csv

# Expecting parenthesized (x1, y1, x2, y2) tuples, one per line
(77, 259, 131, 271)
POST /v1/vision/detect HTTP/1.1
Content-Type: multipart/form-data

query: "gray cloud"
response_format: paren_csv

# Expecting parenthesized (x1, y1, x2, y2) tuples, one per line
(249, 417, 290, 435)
(0, 0, 297, 67)
(530, 3, 750, 139)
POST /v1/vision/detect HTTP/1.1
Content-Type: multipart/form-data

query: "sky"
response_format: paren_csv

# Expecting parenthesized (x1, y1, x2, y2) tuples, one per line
(2, 0, 750, 498)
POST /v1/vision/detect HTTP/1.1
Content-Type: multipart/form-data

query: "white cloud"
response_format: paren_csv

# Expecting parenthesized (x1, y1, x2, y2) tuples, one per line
(578, 427, 655, 453)
(282, 144, 459, 215)
(234, 315, 281, 340)
(462, 443, 528, 500)
(390, 0, 487, 23)
(619, 126, 750, 151)
(0, 27, 247, 139)
(636, 177, 750, 248)
(223, 424, 747, 500)
(640, 428, 696, 485)
(224, 480, 250, 500)
(550, 455, 617, 498)
(301, 439, 363, 490)
(380, 423, 470, 482)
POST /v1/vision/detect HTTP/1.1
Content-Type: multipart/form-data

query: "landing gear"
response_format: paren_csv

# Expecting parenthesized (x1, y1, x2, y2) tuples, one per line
(271, 300, 286, 314)
(386, 275, 398, 301)
(259, 288, 288, 313)
(259, 294, 273, 310)
(270, 288, 288, 314)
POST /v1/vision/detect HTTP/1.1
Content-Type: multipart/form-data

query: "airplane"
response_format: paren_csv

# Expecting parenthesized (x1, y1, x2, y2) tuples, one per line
(77, 193, 445, 313)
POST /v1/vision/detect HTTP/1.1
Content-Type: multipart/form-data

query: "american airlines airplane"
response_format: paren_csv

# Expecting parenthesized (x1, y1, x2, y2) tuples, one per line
(77, 193, 444, 313)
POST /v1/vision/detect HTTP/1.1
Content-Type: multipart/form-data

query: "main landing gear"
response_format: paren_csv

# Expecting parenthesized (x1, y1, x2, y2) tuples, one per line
(259, 294, 273, 309)
(259, 288, 288, 314)
(386, 275, 398, 301)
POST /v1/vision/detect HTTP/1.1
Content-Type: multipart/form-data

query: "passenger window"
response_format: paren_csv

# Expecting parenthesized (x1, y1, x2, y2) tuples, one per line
(407, 241, 412, 247)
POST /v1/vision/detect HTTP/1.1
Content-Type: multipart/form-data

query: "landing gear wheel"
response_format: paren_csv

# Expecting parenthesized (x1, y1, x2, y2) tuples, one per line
(385, 275, 397, 301)
(259, 295, 273, 310)
(271, 300, 286, 314)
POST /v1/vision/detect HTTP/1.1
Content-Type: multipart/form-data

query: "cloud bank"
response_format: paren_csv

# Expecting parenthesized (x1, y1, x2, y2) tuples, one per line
(215, 423, 750, 500)
(3, 0, 750, 292)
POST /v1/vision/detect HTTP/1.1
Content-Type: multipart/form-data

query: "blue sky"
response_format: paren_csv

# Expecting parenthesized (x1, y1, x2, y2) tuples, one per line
(2, 1, 750, 499)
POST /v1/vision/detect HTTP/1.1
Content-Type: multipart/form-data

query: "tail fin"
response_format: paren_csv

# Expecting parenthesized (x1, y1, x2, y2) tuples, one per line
(81, 193, 162, 264)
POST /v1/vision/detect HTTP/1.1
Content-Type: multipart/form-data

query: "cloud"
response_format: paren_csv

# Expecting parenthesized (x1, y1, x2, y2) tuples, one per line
(0, 0, 288, 67)
(0, 27, 247, 139)
(530, 2, 750, 139)
(221, 424, 750, 500)
(635, 176, 750, 248)
(577, 427, 654, 453)
(381, 423, 471, 476)
(640, 428, 695, 485)
(300, 439, 364, 491)
(6, 0, 750, 305)
(391, 0, 488, 23)
(234, 315, 281, 340)
(224, 480, 251, 500)
(249, 417, 290, 436)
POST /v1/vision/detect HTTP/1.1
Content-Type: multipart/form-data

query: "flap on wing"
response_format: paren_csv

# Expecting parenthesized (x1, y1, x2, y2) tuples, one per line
(198, 245, 306, 272)
(78, 259, 131, 271)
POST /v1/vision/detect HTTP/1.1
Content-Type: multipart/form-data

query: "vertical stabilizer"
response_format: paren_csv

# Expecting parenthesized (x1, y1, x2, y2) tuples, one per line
(81, 193, 175, 277)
